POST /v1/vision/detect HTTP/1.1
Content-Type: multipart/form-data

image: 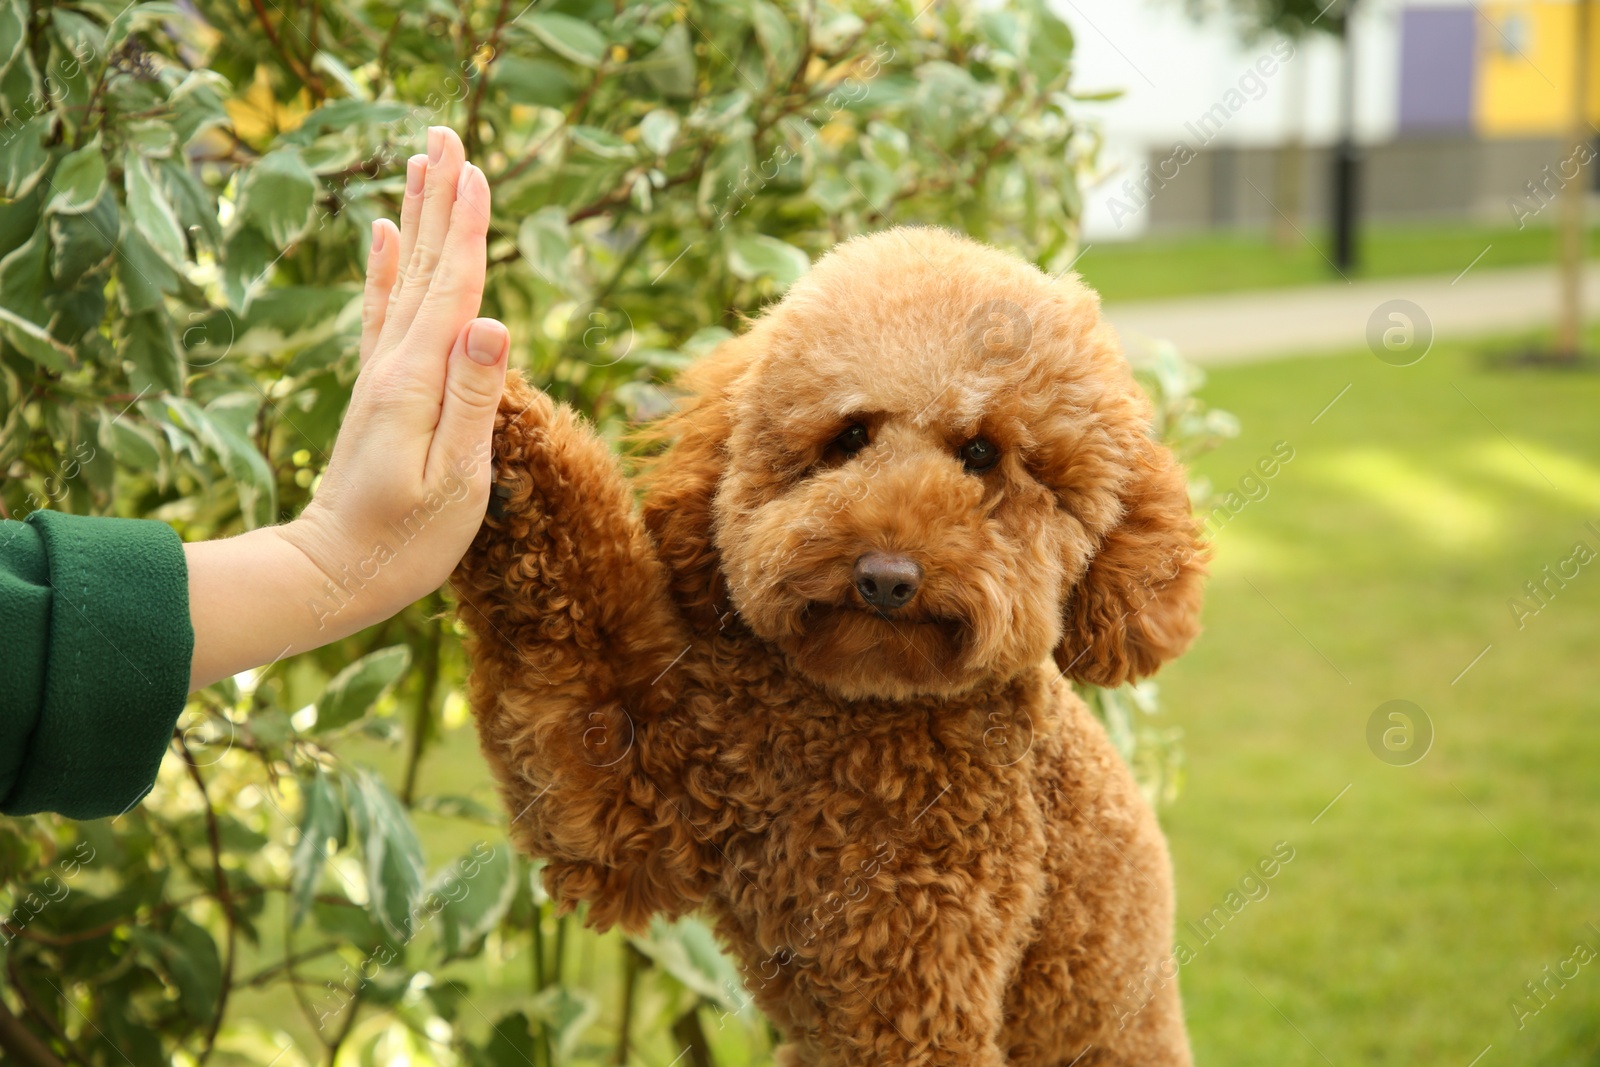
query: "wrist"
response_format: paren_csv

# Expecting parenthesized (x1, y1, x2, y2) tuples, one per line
(272, 515, 390, 642)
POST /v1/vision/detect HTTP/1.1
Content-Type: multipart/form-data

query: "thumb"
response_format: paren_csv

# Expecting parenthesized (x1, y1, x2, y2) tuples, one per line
(427, 317, 509, 488)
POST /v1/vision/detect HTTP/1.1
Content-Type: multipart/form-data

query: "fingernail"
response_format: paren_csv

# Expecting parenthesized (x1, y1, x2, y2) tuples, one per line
(466, 320, 508, 366)
(428, 127, 446, 165)
(406, 154, 426, 195)
(369, 219, 384, 254)
(457, 162, 478, 198)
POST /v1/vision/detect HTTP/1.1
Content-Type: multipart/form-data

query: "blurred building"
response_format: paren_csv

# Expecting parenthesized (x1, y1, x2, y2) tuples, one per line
(1064, 0, 1600, 239)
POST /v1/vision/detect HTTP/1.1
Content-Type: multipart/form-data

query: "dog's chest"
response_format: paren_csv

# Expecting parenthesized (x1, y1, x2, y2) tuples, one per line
(702, 687, 1050, 939)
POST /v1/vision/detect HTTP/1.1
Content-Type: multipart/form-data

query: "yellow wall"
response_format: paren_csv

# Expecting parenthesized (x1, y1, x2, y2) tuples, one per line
(1476, 1, 1600, 136)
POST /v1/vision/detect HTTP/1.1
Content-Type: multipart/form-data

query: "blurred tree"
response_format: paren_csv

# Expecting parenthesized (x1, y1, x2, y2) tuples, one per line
(1554, 0, 1594, 362)
(1180, 0, 1343, 251)
(0, 0, 1232, 1063)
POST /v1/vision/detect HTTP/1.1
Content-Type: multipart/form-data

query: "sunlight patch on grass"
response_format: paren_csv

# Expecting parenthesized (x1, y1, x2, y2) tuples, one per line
(1204, 523, 1308, 578)
(1466, 438, 1600, 515)
(1303, 448, 1504, 552)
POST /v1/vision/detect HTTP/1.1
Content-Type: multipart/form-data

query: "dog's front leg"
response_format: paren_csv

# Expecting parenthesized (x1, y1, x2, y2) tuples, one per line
(452, 371, 712, 931)
(781, 882, 1025, 1067)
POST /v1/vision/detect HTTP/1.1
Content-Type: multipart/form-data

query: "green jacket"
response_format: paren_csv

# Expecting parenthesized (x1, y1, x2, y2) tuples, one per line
(1, 511, 192, 819)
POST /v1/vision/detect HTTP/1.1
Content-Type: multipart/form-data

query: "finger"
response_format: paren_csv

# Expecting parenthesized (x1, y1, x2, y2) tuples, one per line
(394, 154, 428, 276)
(399, 162, 492, 368)
(426, 317, 509, 492)
(359, 219, 401, 368)
(384, 127, 466, 345)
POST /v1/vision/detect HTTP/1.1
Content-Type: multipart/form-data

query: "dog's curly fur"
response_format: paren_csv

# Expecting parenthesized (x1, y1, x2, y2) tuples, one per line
(453, 228, 1206, 1066)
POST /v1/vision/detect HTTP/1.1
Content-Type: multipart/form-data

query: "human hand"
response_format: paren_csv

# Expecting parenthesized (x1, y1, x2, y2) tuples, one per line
(186, 127, 508, 690)
(280, 126, 509, 632)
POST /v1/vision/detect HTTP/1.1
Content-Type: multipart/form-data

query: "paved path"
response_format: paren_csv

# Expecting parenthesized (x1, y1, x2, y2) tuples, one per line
(1102, 262, 1600, 365)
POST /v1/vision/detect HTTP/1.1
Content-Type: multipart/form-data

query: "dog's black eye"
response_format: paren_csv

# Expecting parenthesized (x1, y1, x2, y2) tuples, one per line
(960, 437, 999, 472)
(834, 424, 870, 456)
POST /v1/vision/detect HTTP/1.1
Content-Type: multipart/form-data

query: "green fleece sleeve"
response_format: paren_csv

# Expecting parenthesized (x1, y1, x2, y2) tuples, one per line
(0, 510, 193, 820)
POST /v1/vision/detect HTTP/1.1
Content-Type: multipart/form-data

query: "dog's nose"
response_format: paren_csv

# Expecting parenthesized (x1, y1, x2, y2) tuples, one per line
(854, 553, 922, 612)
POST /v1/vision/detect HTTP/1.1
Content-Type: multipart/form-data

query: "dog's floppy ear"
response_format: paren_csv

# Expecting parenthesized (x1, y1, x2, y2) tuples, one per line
(1055, 438, 1207, 686)
(638, 336, 754, 630)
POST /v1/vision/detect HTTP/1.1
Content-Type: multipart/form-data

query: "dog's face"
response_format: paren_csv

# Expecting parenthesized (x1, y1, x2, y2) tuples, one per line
(644, 228, 1205, 702)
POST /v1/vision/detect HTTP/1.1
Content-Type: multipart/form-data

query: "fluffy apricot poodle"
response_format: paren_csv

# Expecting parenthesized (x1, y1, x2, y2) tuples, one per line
(453, 227, 1206, 1066)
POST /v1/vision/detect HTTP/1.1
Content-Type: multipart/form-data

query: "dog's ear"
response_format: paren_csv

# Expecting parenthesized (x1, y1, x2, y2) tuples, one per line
(638, 336, 754, 630)
(1055, 438, 1207, 687)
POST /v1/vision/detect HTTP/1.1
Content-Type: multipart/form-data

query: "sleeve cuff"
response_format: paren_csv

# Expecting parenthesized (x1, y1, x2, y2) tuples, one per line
(2, 511, 193, 820)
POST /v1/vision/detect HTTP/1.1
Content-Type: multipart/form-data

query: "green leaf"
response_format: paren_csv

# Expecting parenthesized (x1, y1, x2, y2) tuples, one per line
(48, 192, 118, 285)
(638, 109, 679, 157)
(224, 284, 356, 357)
(105, 1, 183, 50)
(115, 217, 181, 315)
(629, 916, 750, 1014)
(515, 206, 571, 287)
(0, 304, 73, 370)
(639, 22, 695, 99)
(412, 794, 502, 824)
(1024, 0, 1076, 85)
(528, 13, 606, 68)
(154, 394, 280, 525)
(124, 151, 187, 267)
(100, 406, 163, 473)
(0, 224, 46, 316)
(119, 309, 183, 396)
(221, 224, 274, 311)
(0, 0, 25, 77)
(0, 114, 50, 200)
(846, 158, 897, 213)
(233, 148, 317, 248)
(158, 157, 223, 252)
(433, 843, 515, 960)
(751, 2, 797, 71)
(527, 986, 600, 1059)
(568, 125, 635, 161)
(727, 233, 809, 288)
(123, 119, 178, 159)
(494, 55, 578, 107)
(44, 139, 106, 216)
(290, 767, 344, 930)
(342, 766, 426, 942)
(127, 914, 221, 1023)
(167, 69, 232, 147)
(289, 99, 415, 143)
(315, 646, 412, 734)
(478, 1011, 538, 1067)
(312, 898, 387, 951)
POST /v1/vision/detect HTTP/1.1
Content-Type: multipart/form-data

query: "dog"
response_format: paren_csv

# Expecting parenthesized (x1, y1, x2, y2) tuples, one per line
(453, 226, 1206, 1066)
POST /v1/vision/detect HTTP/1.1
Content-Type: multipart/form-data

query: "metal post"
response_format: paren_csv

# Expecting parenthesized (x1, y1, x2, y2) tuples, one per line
(1331, 0, 1360, 273)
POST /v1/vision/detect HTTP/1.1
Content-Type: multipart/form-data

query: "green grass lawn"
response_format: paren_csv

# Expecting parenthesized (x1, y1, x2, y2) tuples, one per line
(1074, 221, 1600, 303)
(1159, 334, 1600, 1066)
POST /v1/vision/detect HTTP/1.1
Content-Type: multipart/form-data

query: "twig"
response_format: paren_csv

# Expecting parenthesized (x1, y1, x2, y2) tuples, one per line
(497, 62, 610, 188)
(400, 595, 443, 806)
(239, 942, 344, 988)
(0, 997, 64, 1067)
(180, 738, 237, 1067)
(466, 0, 515, 157)
(246, 0, 325, 96)
(4, 955, 78, 1067)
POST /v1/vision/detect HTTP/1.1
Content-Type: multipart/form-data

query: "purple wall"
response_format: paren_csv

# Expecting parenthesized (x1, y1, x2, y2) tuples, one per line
(1398, 8, 1476, 132)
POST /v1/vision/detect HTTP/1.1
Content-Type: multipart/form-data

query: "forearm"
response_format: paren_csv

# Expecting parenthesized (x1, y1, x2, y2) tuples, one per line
(184, 523, 382, 692)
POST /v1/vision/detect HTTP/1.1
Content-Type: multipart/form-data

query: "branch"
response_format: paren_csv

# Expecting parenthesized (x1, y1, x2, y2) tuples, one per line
(465, 0, 515, 158)
(497, 62, 610, 189)
(400, 595, 443, 806)
(0, 998, 62, 1067)
(180, 739, 237, 1067)
(239, 942, 344, 988)
(246, 0, 325, 97)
